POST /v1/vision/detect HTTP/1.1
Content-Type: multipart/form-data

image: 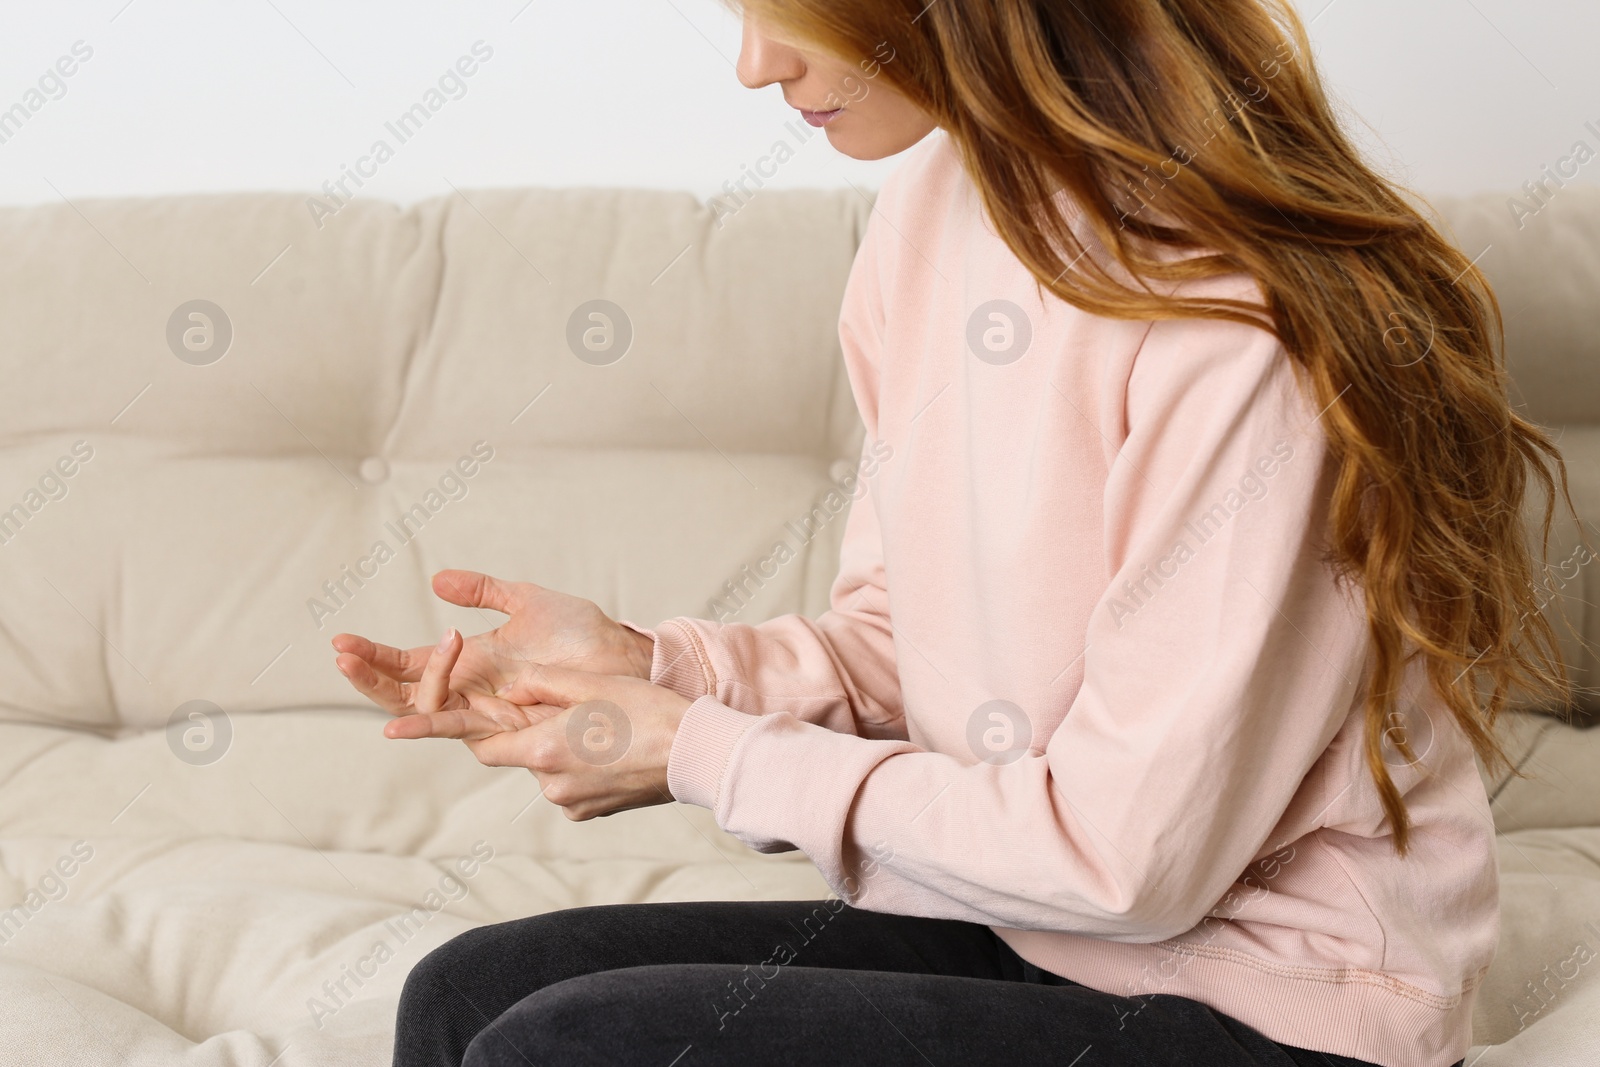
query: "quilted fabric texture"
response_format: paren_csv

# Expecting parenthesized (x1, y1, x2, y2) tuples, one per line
(0, 186, 862, 1065)
(0, 183, 1596, 1066)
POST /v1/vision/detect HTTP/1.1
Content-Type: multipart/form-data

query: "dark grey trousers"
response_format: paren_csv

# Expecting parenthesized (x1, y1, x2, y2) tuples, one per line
(392, 899, 1417, 1067)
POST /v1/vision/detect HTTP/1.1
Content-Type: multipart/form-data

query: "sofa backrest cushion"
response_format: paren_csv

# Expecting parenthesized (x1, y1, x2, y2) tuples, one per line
(0, 188, 868, 729)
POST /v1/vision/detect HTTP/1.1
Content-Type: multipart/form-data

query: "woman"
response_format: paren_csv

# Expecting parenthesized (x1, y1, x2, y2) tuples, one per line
(334, 2, 1579, 1065)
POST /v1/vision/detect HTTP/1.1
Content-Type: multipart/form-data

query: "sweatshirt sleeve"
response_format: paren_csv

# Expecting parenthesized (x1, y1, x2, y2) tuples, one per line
(660, 299, 1375, 941)
(617, 182, 907, 741)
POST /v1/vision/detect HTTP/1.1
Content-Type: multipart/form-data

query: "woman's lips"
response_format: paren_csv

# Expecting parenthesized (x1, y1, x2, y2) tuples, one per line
(799, 108, 843, 127)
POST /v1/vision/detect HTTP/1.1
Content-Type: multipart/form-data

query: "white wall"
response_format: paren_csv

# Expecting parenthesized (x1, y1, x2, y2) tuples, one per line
(0, 0, 1595, 210)
(1301, 0, 1600, 198)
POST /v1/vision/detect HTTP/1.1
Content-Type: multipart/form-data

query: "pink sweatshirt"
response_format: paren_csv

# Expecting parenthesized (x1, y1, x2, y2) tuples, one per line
(624, 129, 1497, 1067)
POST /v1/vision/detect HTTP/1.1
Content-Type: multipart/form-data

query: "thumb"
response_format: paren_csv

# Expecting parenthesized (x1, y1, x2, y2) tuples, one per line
(496, 662, 615, 708)
(432, 569, 525, 614)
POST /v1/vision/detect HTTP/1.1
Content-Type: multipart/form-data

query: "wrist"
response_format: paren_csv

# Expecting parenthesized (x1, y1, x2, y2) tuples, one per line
(624, 626, 655, 681)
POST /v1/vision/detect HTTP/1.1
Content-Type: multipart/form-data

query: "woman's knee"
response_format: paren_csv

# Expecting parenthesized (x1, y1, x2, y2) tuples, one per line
(398, 908, 638, 1023)
(399, 924, 503, 1013)
(461, 967, 708, 1067)
(460, 972, 624, 1066)
(399, 907, 707, 1066)
(394, 917, 584, 1067)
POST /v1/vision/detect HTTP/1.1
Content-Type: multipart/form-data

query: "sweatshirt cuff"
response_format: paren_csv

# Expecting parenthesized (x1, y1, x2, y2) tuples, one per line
(618, 618, 715, 701)
(667, 696, 757, 809)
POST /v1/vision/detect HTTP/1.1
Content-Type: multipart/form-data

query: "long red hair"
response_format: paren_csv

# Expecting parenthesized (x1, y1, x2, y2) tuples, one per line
(735, 0, 1586, 853)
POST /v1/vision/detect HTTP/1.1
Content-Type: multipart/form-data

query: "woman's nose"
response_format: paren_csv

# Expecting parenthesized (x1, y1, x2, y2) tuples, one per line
(736, 17, 807, 90)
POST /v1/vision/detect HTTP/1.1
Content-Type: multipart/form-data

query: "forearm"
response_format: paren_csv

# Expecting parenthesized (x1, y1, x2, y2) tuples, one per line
(671, 612, 904, 737)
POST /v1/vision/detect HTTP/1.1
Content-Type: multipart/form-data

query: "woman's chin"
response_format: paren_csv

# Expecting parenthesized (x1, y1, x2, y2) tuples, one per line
(827, 132, 874, 161)
(826, 127, 924, 162)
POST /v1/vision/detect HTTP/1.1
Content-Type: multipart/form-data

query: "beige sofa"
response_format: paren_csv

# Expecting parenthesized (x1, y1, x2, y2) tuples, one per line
(0, 179, 1595, 1066)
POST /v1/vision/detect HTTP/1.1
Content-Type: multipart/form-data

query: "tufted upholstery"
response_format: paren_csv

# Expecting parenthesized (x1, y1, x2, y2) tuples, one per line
(0, 187, 872, 730)
(0, 182, 1596, 1065)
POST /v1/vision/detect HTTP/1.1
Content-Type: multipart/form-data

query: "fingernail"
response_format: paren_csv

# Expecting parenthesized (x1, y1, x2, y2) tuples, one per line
(436, 627, 456, 652)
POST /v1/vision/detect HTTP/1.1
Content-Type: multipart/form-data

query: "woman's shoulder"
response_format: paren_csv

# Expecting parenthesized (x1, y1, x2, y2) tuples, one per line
(869, 127, 967, 222)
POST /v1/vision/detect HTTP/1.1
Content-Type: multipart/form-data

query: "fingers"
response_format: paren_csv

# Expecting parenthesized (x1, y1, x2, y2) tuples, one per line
(462, 710, 563, 767)
(334, 651, 412, 714)
(329, 632, 430, 683)
(432, 569, 530, 615)
(415, 628, 462, 714)
(382, 691, 555, 742)
(385, 706, 494, 741)
(467, 689, 565, 734)
(465, 732, 535, 769)
(336, 628, 469, 718)
(495, 661, 614, 707)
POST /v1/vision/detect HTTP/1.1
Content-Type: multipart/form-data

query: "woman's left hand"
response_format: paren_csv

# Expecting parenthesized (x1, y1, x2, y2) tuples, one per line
(390, 661, 693, 821)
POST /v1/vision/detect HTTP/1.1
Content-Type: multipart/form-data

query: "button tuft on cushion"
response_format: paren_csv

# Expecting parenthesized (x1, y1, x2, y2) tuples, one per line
(358, 457, 390, 485)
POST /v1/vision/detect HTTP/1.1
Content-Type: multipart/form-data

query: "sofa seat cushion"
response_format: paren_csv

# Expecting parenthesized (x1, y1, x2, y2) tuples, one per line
(0, 710, 828, 1065)
(1468, 826, 1600, 1060)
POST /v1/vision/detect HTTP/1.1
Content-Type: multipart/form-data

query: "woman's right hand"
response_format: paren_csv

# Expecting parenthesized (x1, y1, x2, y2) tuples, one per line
(330, 569, 655, 731)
